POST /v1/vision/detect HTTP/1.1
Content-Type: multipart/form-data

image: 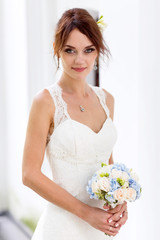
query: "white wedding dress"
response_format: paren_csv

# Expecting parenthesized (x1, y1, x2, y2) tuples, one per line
(31, 82, 118, 240)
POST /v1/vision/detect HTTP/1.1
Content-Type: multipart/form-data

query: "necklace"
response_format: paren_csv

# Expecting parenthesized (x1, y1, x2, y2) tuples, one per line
(79, 105, 85, 112)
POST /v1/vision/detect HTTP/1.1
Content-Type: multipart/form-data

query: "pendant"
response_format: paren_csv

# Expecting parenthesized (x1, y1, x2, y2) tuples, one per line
(79, 105, 85, 112)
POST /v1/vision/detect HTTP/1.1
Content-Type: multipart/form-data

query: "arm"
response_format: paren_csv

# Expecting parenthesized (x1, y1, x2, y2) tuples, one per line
(102, 88, 128, 227)
(102, 88, 115, 165)
(22, 89, 89, 219)
(22, 89, 119, 236)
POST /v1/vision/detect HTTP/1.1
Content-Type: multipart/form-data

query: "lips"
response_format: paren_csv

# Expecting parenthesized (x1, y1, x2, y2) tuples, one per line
(72, 67, 87, 72)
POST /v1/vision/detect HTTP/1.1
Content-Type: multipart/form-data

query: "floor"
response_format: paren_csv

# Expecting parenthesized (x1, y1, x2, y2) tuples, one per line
(0, 212, 32, 240)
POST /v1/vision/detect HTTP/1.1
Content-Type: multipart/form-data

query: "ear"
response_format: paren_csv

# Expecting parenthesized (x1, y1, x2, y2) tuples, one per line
(96, 55, 99, 63)
(58, 50, 61, 58)
(58, 52, 61, 58)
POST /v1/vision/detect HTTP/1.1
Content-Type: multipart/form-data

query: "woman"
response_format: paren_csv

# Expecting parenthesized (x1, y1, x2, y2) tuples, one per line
(22, 8, 128, 239)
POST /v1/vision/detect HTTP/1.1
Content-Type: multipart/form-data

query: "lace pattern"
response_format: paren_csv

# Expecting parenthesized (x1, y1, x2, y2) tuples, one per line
(47, 84, 69, 129)
(46, 83, 69, 144)
(47, 83, 110, 130)
(89, 85, 110, 118)
(47, 146, 111, 165)
(46, 83, 111, 146)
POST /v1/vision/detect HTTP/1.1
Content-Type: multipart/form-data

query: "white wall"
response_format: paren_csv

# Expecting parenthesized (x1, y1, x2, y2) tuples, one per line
(100, 1, 160, 240)
(0, 0, 8, 211)
(1, 0, 29, 218)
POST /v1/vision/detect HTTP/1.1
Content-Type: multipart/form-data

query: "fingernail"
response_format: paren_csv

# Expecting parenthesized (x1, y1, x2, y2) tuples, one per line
(115, 223, 119, 227)
(108, 219, 112, 223)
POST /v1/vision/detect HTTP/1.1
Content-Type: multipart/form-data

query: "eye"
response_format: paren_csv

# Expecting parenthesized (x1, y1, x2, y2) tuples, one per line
(64, 48, 75, 54)
(85, 48, 96, 53)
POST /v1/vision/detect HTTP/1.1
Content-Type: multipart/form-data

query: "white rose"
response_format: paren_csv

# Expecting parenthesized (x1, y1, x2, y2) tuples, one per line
(121, 172, 130, 181)
(98, 177, 110, 192)
(123, 181, 129, 188)
(104, 165, 113, 173)
(130, 171, 139, 182)
(97, 19, 108, 32)
(91, 181, 100, 193)
(97, 165, 112, 175)
(114, 189, 126, 202)
(111, 169, 122, 179)
(126, 188, 136, 201)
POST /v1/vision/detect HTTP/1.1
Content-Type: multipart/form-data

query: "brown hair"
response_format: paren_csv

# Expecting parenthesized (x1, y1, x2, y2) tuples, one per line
(53, 8, 111, 69)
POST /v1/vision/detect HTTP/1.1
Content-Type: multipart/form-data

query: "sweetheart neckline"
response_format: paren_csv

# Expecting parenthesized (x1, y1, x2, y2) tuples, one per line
(55, 82, 110, 135)
(70, 117, 111, 135)
(48, 117, 112, 144)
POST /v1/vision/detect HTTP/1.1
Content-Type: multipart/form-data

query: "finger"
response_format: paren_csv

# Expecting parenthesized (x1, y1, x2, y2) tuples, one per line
(119, 212, 128, 226)
(108, 202, 127, 222)
(109, 211, 123, 222)
(103, 204, 110, 210)
(104, 218, 120, 230)
(115, 211, 128, 227)
(107, 220, 119, 227)
(104, 231, 117, 237)
(107, 212, 122, 223)
(117, 203, 128, 221)
(107, 204, 122, 214)
(105, 225, 120, 234)
(107, 201, 127, 214)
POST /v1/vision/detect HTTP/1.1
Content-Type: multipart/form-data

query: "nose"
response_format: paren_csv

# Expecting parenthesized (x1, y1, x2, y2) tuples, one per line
(74, 53, 85, 65)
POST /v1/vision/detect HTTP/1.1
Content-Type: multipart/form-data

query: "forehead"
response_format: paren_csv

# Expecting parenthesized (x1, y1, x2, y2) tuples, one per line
(64, 28, 94, 48)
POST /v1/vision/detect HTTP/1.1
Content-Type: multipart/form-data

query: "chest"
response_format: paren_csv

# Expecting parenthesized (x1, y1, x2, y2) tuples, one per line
(61, 91, 108, 133)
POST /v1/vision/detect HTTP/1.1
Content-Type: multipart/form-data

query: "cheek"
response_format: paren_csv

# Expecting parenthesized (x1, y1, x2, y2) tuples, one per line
(61, 56, 73, 67)
(90, 53, 98, 63)
(88, 56, 97, 68)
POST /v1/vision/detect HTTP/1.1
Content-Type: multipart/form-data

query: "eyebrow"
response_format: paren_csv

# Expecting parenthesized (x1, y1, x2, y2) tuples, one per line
(64, 44, 95, 49)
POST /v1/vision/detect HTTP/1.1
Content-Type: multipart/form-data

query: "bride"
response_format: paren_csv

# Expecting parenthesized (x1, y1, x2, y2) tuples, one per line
(22, 8, 128, 239)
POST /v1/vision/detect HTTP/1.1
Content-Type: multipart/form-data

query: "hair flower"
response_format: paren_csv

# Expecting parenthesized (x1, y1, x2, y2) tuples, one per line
(96, 15, 107, 32)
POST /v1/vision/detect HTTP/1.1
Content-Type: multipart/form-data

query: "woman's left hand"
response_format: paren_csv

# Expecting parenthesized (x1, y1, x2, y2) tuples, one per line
(103, 201, 128, 228)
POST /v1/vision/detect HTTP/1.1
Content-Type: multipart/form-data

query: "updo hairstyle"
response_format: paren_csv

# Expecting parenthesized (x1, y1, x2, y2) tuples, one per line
(53, 8, 111, 69)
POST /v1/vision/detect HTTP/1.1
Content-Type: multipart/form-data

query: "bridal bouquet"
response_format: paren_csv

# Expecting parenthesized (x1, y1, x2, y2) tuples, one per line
(86, 163, 142, 208)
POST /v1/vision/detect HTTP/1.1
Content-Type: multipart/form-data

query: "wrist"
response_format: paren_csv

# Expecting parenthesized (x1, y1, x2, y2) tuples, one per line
(75, 202, 92, 221)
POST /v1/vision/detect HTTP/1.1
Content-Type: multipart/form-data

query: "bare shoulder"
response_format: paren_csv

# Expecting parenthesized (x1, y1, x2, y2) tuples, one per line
(26, 88, 55, 145)
(32, 88, 55, 124)
(102, 88, 115, 121)
(34, 88, 55, 109)
(23, 88, 55, 159)
(22, 89, 55, 179)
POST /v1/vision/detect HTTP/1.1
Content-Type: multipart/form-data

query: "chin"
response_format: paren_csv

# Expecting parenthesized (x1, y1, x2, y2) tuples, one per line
(64, 69, 90, 81)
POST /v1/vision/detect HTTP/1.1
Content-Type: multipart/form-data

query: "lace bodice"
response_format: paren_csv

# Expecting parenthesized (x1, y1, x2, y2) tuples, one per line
(31, 82, 118, 240)
(45, 82, 117, 199)
(46, 82, 110, 132)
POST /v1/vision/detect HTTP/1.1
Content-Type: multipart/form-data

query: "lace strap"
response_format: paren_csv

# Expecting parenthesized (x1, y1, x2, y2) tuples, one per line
(46, 83, 68, 130)
(90, 85, 110, 118)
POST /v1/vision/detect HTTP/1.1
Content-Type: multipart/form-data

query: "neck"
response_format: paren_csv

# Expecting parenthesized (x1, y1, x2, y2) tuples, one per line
(58, 72, 91, 97)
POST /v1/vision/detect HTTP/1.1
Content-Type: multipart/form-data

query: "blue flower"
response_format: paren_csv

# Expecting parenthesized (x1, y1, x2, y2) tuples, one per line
(86, 174, 99, 200)
(129, 178, 141, 200)
(110, 178, 120, 191)
(106, 178, 121, 203)
(111, 163, 130, 176)
(105, 193, 115, 203)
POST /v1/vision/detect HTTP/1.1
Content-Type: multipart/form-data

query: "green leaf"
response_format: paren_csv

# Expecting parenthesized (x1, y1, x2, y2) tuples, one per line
(117, 178, 125, 186)
(99, 172, 109, 178)
(105, 172, 109, 177)
(101, 162, 107, 167)
(100, 173, 105, 177)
